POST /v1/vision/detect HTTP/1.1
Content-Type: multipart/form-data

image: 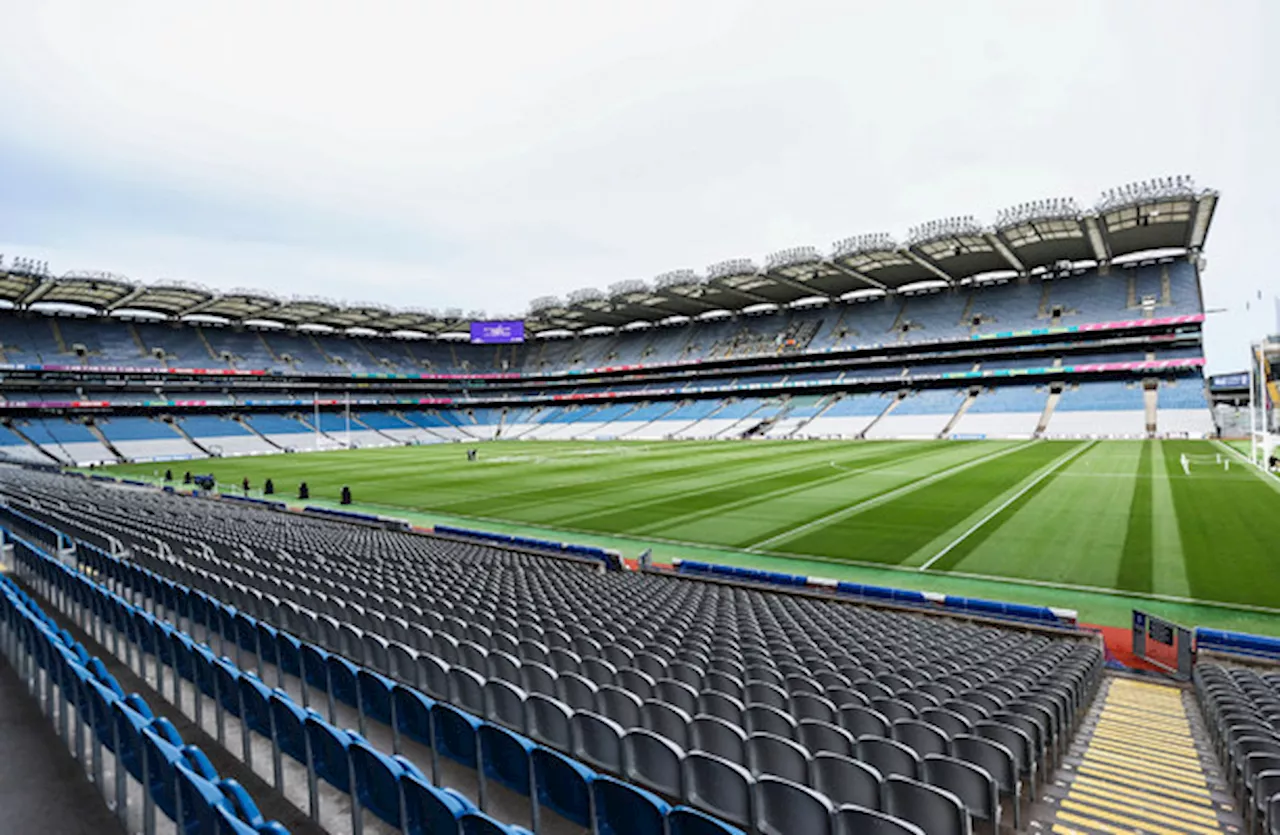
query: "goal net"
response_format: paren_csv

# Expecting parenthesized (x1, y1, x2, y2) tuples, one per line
(1180, 452, 1229, 475)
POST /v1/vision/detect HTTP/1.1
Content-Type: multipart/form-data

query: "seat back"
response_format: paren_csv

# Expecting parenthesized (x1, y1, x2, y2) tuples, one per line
(682, 751, 754, 830)
(857, 736, 922, 781)
(746, 732, 811, 783)
(923, 754, 998, 826)
(812, 752, 883, 809)
(753, 775, 834, 835)
(884, 775, 970, 835)
(668, 806, 749, 835)
(833, 804, 926, 835)
(571, 711, 625, 772)
(592, 774, 670, 835)
(622, 728, 686, 798)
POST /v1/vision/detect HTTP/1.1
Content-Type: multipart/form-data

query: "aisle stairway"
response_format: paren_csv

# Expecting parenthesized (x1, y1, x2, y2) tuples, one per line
(1042, 677, 1238, 835)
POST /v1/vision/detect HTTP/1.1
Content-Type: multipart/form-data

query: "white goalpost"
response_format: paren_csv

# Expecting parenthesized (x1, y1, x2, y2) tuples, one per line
(1180, 452, 1228, 475)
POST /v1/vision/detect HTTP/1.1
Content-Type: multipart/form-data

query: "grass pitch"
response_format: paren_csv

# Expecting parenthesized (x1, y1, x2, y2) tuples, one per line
(102, 438, 1280, 631)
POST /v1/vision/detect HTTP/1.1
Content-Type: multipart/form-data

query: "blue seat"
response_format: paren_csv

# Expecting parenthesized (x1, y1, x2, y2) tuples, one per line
(461, 811, 534, 835)
(479, 724, 536, 813)
(434, 702, 483, 768)
(328, 655, 361, 709)
(275, 632, 303, 679)
(304, 714, 352, 793)
(358, 668, 396, 725)
(668, 806, 749, 835)
(393, 686, 437, 749)
(350, 738, 423, 828)
(301, 644, 331, 695)
(176, 761, 233, 835)
(269, 691, 309, 764)
(402, 772, 475, 835)
(532, 746, 594, 829)
(141, 724, 185, 826)
(592, 774, 671, 835)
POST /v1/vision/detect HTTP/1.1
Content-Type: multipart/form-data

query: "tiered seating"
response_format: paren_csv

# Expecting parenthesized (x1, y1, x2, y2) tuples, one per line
(1194, 664, 1280, 834)
(17, 417, 117, 465)
(179, 415, 279, 457)
(96, 416, 201, 462)
(312, 412, 394, 449)
(0, 470, 1103, 835)
(804, 393, 891, 438)
(354, 411, 439, 444)
(0, 546, 292, 834)
(0, 422, 48, 463)
(244, 414, 341, 453)
(948, 387, 1047, 439)
(1045, 382, 1147, 437)
(1157, 377, 1216, 437)
(865, 390, 966, 440)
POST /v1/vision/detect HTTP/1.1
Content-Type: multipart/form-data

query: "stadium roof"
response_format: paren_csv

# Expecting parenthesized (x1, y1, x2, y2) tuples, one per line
(0, 177, 1217, 336)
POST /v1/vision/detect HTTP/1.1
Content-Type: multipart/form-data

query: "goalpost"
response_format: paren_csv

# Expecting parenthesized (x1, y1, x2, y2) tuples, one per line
(1248, 338, 1279, 473)
(1180, 452, 1228, 475)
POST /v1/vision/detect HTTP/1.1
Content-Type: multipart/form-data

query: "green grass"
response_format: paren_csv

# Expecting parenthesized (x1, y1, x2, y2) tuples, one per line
(98, 438, 1280, 635)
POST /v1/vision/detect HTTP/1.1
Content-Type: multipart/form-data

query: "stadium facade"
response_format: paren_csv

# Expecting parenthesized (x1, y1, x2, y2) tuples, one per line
(0, 179, 1221, 466)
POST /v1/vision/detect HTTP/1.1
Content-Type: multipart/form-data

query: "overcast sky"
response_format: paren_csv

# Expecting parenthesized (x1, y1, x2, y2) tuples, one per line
(0, 0, 1275, 371)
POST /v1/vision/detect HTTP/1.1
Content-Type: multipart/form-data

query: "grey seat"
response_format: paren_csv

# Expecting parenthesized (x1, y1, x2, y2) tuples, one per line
(884, 775, 971, 835)
(519, 660, 558, 697)
(483, 678, 528, 731)
(582, 656, 618, 688)
(834, 804, 926, 835)
(745, 704, 797, 740)
(682, 751, 754, 830)
(622, 728, 685, 798)
(598, 684, 643, 729)
(415, 652, 450, 700)
(486, 649, 522, 684)
(618, 668, 657, 701)
(555, 671, 598, 711)
(841, 705, 891, 740)
(691, 714, 747, 764)
(571, 710, 625, 772)
(974, 721, 1037, 801)
(449, 666, 487, 714)
(799, 719, 855, 757)
(746, 681, 790, 710)
(953, 734, 1021, 829)
(873, 698, 919, 723)
(793, 692, 839, 724)
(658, 679, 700, 716)
(857, 735, 922, 781)
(746, 732, 811, 784)
(812, 752, 883, 809)
(706, 671, 745, 700)
(921, 708, 973, 740)
(697, 690, 745, 726)
(524, 693, 574, 749)
(893, 718, 950, 758)
(924, 754, 998, 834)
(753, 775, 834, 835)
(641, 700, 692, 751)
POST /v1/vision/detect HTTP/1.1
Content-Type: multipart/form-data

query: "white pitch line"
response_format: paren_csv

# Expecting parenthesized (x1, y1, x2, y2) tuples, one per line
(917, 440, 1096, 571)
(746, 439, 1040, 551)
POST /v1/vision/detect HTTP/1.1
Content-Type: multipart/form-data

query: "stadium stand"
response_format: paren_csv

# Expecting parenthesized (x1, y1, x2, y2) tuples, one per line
(1043, 381, 1149, 438)
(95, 416, 201, 462)
(947, 386, 1049, 440)
(0, 467, 1105, 835)
(865, 390, 968, 440)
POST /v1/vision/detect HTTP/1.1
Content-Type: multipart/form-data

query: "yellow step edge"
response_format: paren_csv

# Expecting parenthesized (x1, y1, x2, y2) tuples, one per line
(1060, 796, 1221, 835)
(1087, 726, 1199, 753)
(1057, 808, 1151, 835)
(1070, 782, 1222, 826)
(1091, 722, 1195, 746)
(1084, 738, 1203, 769)
(1103, 700, 1189, 719)
(1080, 751, 1207, 787)
(1099, 707, 1192, 728)
(1073, 774, 1215, 815)
(1075, 762, 1210, 800)
(1052, 825, 1091, 835)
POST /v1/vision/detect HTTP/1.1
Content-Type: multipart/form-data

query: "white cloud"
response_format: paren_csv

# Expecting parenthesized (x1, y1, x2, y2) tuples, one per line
(0, 0, 1275, 368)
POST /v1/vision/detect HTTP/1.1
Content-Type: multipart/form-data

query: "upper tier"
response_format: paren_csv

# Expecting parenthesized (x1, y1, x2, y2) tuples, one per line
(0, 260, 1203, 377)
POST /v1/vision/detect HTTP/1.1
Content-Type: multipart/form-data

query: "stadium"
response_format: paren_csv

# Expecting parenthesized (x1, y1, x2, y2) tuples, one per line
(3, 172, 1280, 835)
(2, 2, 1280, 831)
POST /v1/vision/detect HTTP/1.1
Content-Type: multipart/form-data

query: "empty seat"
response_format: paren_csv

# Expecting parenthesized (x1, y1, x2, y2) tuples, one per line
(753, 775, 834, 835)
(681, 751, 754, 830)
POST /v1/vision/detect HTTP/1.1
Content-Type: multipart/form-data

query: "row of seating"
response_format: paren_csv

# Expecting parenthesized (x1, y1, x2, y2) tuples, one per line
(0, 468, 1103, 833)
(0, 559, 290, 834)
(4, 510, 977, 835)
(1194, 664, 1280, 834)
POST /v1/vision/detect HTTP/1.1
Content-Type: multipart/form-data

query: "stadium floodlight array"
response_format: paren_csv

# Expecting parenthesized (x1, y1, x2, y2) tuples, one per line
(608, 279, 649, 296)
(4, 256, 52, 276)
(706, 258, 759, 280)
(994, 197, 1082, 228)
(527, 295, 563, 313)
(567, 286, 605, 304)
(831, 232, 898, 259)
(63, 268, 133, 283)
(904, 215, 984, 246)
(765, 246, 824, 270)
(1095, 176, 1196, 211)
(653, 269, 705, 289)
(443, 307, 464, 318)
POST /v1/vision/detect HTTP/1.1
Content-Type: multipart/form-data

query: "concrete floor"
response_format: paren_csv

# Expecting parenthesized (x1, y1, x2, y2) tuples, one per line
(0, 657, 127, 835)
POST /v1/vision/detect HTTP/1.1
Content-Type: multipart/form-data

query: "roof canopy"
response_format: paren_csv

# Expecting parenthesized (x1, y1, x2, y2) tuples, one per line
(0, 177, 1216, 336)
